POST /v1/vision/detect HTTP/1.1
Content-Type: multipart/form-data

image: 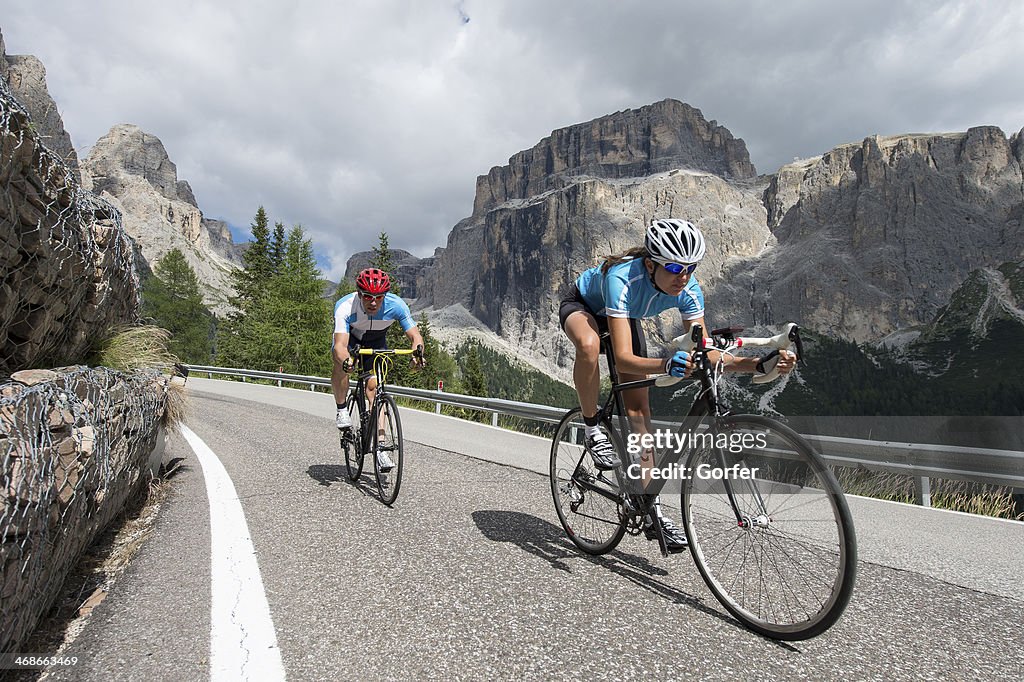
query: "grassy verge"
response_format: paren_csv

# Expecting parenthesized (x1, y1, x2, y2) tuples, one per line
(835, 467, 1023, 520)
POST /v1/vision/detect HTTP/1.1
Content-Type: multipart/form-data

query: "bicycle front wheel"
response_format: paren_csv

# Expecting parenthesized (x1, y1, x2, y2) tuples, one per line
(681, 414, 857, 640)
(549, 408, 627, 555)
(342, 398, 364, 481)
(373, 394, 404, 506)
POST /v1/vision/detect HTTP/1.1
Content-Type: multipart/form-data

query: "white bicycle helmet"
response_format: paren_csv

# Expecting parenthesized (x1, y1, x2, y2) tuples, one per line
(645, 219, 706, 264)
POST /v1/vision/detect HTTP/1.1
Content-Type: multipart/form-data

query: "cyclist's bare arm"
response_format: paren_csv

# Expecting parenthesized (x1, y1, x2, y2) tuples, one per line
(333, 332, 352, 368)
(670, 322, 800, 382)
(405, 327, 426, 367)
(607, 316, 666, 376)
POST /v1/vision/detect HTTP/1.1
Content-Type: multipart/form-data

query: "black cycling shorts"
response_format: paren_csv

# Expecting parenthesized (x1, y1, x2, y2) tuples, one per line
(348, 333, 388, 373)
(558, 284, 648, 358)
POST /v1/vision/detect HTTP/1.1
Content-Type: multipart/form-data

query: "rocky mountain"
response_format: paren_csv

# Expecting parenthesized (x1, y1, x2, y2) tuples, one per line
(0, 28, 78, 176)
(413, 99, 1024, 384)
(414, 99, 770, 376)
(896, 260, 1024, 380)
(81, 124, 242, 313)
(1, 29, 241, 315)
(714, 128, 1024, 341)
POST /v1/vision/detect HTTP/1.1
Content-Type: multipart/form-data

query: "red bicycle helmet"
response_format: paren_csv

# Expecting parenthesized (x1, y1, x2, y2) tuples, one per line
(355, 268, 391, 294)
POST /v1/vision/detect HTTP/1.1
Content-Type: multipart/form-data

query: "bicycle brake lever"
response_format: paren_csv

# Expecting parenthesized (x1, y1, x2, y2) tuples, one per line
(790, 325, 804, 364)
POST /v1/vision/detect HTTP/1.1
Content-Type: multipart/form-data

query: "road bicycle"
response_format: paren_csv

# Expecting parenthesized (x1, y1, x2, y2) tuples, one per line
(549, 323, 857, 640)
(340, 347, 420, 506)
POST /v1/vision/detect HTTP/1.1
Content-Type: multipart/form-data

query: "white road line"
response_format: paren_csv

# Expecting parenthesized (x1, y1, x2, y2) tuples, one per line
(180, 425, 287, 682)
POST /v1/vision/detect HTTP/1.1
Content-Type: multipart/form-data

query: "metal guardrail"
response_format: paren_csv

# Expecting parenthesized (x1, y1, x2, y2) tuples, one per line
(184, 365, 1024, 508)
(184, 365, 567, 425)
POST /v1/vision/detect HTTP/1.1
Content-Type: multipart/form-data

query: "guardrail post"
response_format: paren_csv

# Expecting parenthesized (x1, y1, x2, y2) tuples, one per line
(492, 412, 498, 427)
(435, 401, 441, 414)
(914, 476, 932, 507)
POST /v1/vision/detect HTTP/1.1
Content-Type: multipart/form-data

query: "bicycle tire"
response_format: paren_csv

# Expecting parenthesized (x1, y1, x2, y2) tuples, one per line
(681, 414, 857, 640)
(549, 408, 628, 555)
(373, 394, 404, 506)
(342, 396, 364, 481)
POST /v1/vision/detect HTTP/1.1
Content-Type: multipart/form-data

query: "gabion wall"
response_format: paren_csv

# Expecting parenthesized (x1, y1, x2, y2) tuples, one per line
(0, 75, 140, 376)
(1, 62, 167, 654)
(0, 367, 169, 653)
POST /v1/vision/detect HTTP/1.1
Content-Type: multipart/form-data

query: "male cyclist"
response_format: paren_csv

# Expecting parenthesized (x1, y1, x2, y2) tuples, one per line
(332, 267, 424, 471)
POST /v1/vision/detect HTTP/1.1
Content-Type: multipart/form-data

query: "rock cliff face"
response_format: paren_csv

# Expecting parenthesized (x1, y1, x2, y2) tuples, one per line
(714, 128, 1024, 340)
(0, 28, 78, 177)
(81, 124, 241, 313)
(1, 77, 139, 375)
(417, 101, 1023, 379)
(472, 99, 755, 217)
(415, 100, 766, 373)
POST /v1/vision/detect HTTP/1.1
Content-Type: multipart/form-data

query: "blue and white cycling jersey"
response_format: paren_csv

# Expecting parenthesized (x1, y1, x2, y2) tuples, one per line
(576, 258, 704, 321)
(333, 292, 416, 343)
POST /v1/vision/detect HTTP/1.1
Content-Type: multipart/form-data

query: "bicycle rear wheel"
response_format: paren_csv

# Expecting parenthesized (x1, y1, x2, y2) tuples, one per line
(342, 398, 364, 481)
(549, 408, 627, 555)
(373, 394, 404, 506)
(681, 414, 857, 640)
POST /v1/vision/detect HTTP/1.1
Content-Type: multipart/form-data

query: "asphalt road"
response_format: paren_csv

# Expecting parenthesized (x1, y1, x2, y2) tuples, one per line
(36, 381, 1024, 680)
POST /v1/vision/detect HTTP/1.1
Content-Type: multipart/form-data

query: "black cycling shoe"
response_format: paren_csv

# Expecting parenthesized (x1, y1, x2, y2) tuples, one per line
(585, 434, 618, 470)
(643, 515, 688, 553)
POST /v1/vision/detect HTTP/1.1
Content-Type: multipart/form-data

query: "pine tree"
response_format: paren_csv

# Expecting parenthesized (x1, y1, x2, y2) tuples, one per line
(334, 277, 356, 302)
(461, 342, 487, 396)
(141, 248, 215, 363)
(230, 206, 273, 309)
(459, 342, 488, 422)
(246, 225, 334, 375)
(369, 231, 400, 296)
(269, 221, 287, 275)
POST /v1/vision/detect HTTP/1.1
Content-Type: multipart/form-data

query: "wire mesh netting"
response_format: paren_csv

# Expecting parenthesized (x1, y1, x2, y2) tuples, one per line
(2, 68, 166, 655)
(0, 73, 140, 377)
(0, 367, 170, 653)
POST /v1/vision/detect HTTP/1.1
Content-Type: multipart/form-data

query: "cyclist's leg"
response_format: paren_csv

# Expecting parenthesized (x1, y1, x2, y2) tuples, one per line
(358, 334, 390, 443)
(621, 323, 686, 551)
(620, 317, 655, 479)
(561, 309, 602, 419)
(331, 336, 352, 404)
(358, 335, 385, 414)
(330, 362, 350, 405)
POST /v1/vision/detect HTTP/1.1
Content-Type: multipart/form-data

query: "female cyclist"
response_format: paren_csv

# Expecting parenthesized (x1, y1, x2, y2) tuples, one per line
(559, 218, 796, 551)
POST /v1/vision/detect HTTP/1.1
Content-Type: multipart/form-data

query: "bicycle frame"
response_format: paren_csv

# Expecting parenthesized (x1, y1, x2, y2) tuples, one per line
(348, 349, 417, 449)
(568, 324, 798, 548)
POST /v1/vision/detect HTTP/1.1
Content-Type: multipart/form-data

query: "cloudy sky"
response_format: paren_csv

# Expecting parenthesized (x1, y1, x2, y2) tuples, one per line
(2, 1, 1022, 279)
